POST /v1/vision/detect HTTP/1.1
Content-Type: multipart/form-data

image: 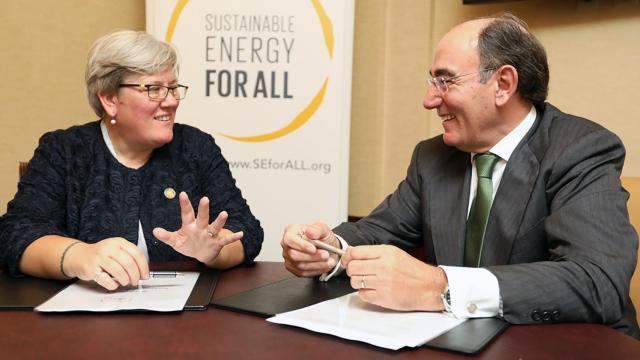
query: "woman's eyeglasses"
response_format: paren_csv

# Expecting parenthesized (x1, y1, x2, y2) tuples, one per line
(119, 83, 189, 101)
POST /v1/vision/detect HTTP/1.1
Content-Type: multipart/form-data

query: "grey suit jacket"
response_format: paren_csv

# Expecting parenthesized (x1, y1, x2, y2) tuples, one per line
(334, 102, 639, 338)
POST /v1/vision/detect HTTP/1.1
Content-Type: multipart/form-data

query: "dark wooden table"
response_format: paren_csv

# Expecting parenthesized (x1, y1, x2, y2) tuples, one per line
(1, 262, 638, 359)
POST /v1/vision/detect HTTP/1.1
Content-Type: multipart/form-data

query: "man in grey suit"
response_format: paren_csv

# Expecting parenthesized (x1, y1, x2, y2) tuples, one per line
(281, 13, 639, 338)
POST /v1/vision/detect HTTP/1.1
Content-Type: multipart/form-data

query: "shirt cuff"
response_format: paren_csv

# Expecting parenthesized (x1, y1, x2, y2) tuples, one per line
(439, 265, 501, 318)
(318, 234, 349, 282)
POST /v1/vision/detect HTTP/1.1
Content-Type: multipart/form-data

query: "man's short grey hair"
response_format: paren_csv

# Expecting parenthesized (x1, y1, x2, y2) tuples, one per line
(477, 13, 549, 106)
(85, 30, 180, 117)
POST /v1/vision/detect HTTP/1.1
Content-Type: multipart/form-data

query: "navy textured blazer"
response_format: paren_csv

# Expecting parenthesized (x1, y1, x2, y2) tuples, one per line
(334, 103, 639, 338)
(0, 121, 263, 275)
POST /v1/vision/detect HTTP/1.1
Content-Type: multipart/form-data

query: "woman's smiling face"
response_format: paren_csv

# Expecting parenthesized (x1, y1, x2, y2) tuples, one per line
(107, 67, 180, 151)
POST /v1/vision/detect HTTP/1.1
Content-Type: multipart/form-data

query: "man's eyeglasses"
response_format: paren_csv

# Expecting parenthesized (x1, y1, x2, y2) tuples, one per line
(427, 68, 496, 94)
(119, 83, 189, 101)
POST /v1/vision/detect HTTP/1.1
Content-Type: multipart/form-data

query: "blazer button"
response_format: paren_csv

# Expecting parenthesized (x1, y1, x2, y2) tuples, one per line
(542, 311, 551, 322)
(531, 309, 541, 321)
(467, 303, 478, 314)
(552, 310, 560, 321)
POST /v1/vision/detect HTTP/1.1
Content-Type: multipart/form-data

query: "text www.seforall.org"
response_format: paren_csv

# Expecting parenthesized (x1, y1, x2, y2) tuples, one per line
(229, 158, 332, 174)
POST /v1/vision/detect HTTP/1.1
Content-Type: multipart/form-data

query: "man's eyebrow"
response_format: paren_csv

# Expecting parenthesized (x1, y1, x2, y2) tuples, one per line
(432, 68, 456, 78)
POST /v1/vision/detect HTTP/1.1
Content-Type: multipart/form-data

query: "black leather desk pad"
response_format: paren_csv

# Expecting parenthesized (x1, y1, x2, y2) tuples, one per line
(425, 317, 509, 354)
(184, 269, 220, 310)
(212, 276, 355, 317)
(0, 269, 219, 311)
(213, 275, 508, 354)
(0, 273, 71, 310)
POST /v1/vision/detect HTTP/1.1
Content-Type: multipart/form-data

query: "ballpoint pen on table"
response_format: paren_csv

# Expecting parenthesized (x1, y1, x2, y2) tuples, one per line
(150, 271, 180, 278)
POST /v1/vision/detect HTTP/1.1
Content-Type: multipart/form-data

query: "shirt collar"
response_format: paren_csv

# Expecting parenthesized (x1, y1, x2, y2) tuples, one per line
(472, 106, 537, 162)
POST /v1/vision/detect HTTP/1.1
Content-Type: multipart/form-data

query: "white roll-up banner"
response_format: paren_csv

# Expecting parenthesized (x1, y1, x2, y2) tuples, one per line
(146, 0, 354, 261)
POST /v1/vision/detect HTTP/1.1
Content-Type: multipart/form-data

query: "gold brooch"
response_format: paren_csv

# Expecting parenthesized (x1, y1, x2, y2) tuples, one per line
(164, 187, 176, 199)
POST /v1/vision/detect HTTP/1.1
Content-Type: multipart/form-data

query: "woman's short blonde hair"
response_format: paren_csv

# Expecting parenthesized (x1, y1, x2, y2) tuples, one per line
(85, 30, 180, 117)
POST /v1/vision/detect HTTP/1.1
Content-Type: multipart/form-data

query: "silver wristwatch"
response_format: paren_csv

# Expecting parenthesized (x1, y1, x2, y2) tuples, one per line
(440, 286, 452, 313)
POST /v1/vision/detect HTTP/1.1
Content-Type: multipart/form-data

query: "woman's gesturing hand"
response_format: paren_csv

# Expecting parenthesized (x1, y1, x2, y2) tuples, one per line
(152, 192, 243, 266)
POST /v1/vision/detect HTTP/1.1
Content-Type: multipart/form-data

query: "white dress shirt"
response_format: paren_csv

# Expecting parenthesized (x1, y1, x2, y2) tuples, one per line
(442, 106, 536, 318)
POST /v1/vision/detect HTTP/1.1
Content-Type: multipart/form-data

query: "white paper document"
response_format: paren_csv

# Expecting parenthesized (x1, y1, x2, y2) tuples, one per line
(35, 271, 200, 312)
(267, 292, 466, 350)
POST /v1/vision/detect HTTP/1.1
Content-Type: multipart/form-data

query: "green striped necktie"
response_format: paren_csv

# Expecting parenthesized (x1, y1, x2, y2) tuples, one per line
(464, 152, 500, 267)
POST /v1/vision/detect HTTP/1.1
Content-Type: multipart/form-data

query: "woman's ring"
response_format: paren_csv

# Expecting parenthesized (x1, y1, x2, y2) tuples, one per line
(360, 275, 366, 289)
(206, 229, 215, 237)
(94, 270, 104, 282)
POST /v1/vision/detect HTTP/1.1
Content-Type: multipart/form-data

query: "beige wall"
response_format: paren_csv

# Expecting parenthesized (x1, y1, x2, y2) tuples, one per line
(0, 0, 145, 212)
(1, 0, 639, 218)
(349, 1, 433, 215)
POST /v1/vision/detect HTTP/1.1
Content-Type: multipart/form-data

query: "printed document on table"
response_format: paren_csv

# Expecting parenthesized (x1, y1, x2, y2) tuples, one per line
(35, 271, 199, 312)
(267, 292, 466, 350)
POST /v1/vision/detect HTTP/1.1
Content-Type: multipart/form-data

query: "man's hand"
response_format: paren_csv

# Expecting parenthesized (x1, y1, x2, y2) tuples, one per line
(281, 222, 341, 277)
(342, 245, 447, 311)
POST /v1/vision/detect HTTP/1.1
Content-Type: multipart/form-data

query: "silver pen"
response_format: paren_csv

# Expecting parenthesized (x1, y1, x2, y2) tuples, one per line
(299, 233, 345, 256)
(149, 271, 181, 278)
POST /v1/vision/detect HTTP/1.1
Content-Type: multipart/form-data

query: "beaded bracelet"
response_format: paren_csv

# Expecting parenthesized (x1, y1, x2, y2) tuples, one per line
(60, 241, 82, 278)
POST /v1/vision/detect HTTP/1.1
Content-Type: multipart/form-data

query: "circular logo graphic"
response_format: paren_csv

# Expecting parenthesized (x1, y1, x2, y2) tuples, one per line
(165, 0, 333, 142)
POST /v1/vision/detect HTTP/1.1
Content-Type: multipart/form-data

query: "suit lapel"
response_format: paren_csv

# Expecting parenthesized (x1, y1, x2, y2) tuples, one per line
(480, 126, 542, 266)
(430, 150, 471, 266)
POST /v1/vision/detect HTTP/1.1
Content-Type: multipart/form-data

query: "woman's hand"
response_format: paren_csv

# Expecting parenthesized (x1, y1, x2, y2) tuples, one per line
(65, 237, 149, 291)
(152, 192, 243, 267)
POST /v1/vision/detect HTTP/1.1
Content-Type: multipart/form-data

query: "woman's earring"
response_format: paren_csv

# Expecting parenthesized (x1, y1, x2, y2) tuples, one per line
(110, 117, 117, 125)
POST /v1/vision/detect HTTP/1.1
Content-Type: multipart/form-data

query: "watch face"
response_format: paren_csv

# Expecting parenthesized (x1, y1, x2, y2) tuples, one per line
(441, 288, 452, 312)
